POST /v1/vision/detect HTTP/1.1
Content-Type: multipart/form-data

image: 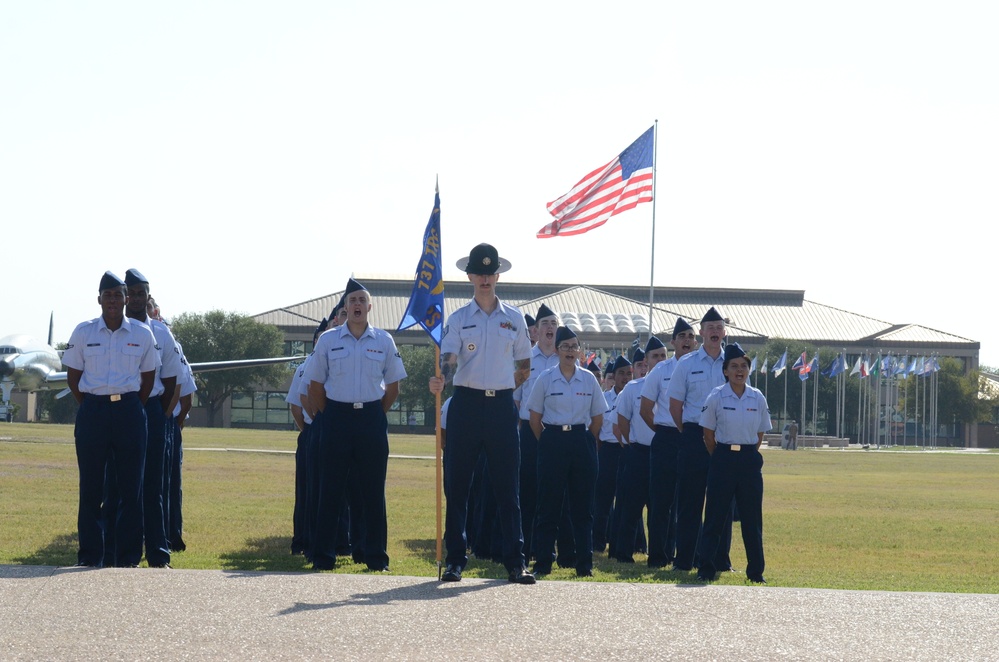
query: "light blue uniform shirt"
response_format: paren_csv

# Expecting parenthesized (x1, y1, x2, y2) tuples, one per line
(138, 317, 184, 398)
(617, 377, 654, 445)
(526, 365, 608, 427)
(62, 315, 160, 395)
(516, 345, 560, 420)
(304, 324, 407, 403)
(665, 347, 726, 424)
(441, 298, 532, 390)
(699, 383, 773, 444)
(640, 356, 680, 427)
(171, 340, 197, 417)
(286, 355, 313, 425)
(598, 387, 621, 442)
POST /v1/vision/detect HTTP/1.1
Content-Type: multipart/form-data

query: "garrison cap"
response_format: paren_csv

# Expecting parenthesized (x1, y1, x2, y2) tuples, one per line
(99, 271, 126, 292)
(525, 314, 536, 328)
(613, 355, 632, 372)
(723, 342, 747, 363)
(344, 278, 367, 295)
(701, 307, 725, 324)
(631, 347, 646, 363)
(672, 317, 695, 338)
(586, 359, 602, 375)
(646, 335, 666, 352)
(455, 243, 512, 275)
(330, 294, 346, 320)
(536, 303, 557, 321)
(313, 317, 329, 342)
(124, 268, 149, 287)
(555, 326, 577, 347)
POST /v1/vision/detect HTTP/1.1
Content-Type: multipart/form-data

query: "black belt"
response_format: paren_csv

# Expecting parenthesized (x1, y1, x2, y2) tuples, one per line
(544, 424, 586, 433)
(456, 386, 513, 398)
(84, 392, 139, 403)
(655, 425, 678, 432)
(328, 399, 381, 410)
(715, 443, 758, 452)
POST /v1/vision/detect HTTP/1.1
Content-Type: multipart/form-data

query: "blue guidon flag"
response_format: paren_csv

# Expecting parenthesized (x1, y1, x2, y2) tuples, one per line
(538, 126, 655, 238)
(397, 189, 444, 346)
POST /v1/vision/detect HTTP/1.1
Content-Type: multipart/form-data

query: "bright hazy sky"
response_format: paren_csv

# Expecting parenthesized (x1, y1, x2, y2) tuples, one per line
(3, 2, 997, 364)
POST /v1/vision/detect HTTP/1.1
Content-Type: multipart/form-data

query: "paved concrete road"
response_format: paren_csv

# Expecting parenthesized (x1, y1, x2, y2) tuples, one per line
(2, 565, 996, 661)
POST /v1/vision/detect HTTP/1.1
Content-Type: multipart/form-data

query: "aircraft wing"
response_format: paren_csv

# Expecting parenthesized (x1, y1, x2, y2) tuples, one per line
(10, 356, 304, 393)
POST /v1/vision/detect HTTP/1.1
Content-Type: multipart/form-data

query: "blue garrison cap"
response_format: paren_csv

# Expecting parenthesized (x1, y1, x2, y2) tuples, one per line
(99, 271, 126, 292)
(124, 268, 149, 287)
(536, 303, 557, 321)
(613, 355, 632, 373)
(646, 335, 666, 352)
(313, 317, 329, 342)
(555, 326, 577, 347)
(723, 342, 747, 362)
(344, 278, 367, 295)
(672, 318, 695, 338)
(525, 314, 536, 327)
(631, 347, 646, 363)
(701, 307, 725, 324)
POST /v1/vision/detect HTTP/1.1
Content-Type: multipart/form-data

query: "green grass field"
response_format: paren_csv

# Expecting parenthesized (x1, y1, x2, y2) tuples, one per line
(2, 423, 997, 593)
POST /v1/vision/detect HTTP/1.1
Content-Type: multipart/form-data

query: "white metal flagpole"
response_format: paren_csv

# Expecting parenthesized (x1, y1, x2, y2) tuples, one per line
(647, 119, 658, 342)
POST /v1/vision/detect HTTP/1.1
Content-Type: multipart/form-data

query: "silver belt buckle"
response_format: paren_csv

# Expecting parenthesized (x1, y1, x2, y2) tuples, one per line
(110, 394, 121, 402)
(731, 444, 741, 452)
(561, 425, 572, 432)
(485, 389, 496, 397)
(353, 402, 363, 409)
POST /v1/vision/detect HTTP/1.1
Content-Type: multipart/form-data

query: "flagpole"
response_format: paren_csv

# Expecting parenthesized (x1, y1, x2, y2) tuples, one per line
(647, 119, 658, 342)
(434, 347, 443, 570)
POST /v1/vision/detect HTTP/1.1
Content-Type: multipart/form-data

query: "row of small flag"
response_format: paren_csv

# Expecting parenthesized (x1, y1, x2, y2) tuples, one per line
(754, 351, 942, 381)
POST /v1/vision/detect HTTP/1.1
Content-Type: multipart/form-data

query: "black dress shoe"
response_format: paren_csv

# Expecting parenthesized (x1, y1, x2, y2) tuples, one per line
(170, 539, 186, 552)
(441, 564, 462, 582)
(508, 567, 536, 585)
(149, 563, 172, 569)
(748, 575, 767, 584)
(576, 569, 593, 577)
(696, 571, 715, 581)
(531, 565, 552, 577)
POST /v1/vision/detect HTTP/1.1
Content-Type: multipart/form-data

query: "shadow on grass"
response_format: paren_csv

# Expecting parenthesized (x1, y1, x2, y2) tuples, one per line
(12, 532, 77, 567)
(218, 536, 311, 573)
(401, 537, 436, 561)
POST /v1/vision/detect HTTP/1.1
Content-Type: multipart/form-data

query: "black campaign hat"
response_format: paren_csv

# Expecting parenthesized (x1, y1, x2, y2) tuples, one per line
(701, 307, 725, 324)
(455, 243, 512, 275)
(536, 303, 557, 321)
(124, 268, 149, 287)
(554, 326, 577, 347)
(672, 318, 694, 338)
(98, 271, 125, 292)
(723, 342, 747, 362)
(645, 335, 666, 352)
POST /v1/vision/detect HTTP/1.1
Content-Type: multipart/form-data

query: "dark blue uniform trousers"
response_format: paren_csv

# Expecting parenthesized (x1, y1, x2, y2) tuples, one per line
(532, 426, 598, 575)
(593, 441, 622, 553)
(76, 393, 146, 567)
(292, 422, 311, 553)
(698, 444, 765, 579)
(443, 387, 525, 572)
(168, 416, 185, 550)
(311, 400, 389, 571)
(648, 426, 680, 566)
(519, 419, 538, 561)
(161, 415, 176, 549)
(141, 399, 171, 566)
(614, 443, 651, 563)
(675, 424, 733, 570)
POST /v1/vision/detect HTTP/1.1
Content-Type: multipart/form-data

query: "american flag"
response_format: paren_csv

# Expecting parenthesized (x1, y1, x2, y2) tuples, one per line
(537, 126, 654, 238)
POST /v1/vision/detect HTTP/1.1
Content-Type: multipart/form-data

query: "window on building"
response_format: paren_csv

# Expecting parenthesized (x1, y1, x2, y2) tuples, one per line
(231, 390, 294, 425)
(284, 340, 314, 357)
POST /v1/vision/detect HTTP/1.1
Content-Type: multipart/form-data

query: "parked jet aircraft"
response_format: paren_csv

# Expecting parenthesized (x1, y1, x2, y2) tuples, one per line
(0, 330, 302, 415)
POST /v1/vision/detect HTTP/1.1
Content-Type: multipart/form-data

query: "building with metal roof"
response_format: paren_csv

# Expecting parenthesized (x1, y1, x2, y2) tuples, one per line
(253, 276, 980, 367)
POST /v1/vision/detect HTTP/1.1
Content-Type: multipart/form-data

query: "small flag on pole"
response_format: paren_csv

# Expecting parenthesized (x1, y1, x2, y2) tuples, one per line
(538, 126, 654, 238)
(773, 350, 788, 377)
(397, 189, 445, 346)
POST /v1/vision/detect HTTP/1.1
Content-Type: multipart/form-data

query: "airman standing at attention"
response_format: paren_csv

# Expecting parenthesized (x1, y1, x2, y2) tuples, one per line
(167, 335, 197, 552)
(664, 307, 731, 572)
(63, 272, 160, 567)
(513, 303, 560, 562)
(614, 336, 669, 564)
(430, 243, 536, 584)
(121, 268, 184, 568)
(527, 326, 607, 578)
(641, 318, 698, 567)
(594, 355, 630, 557)
(697, 343, 771, 584)
(306, 279, 406, 572)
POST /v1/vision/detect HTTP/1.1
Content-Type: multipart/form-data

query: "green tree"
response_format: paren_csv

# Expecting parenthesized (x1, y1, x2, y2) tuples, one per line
(396, 344, 450, 421)
(171, 311, 289, 427)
